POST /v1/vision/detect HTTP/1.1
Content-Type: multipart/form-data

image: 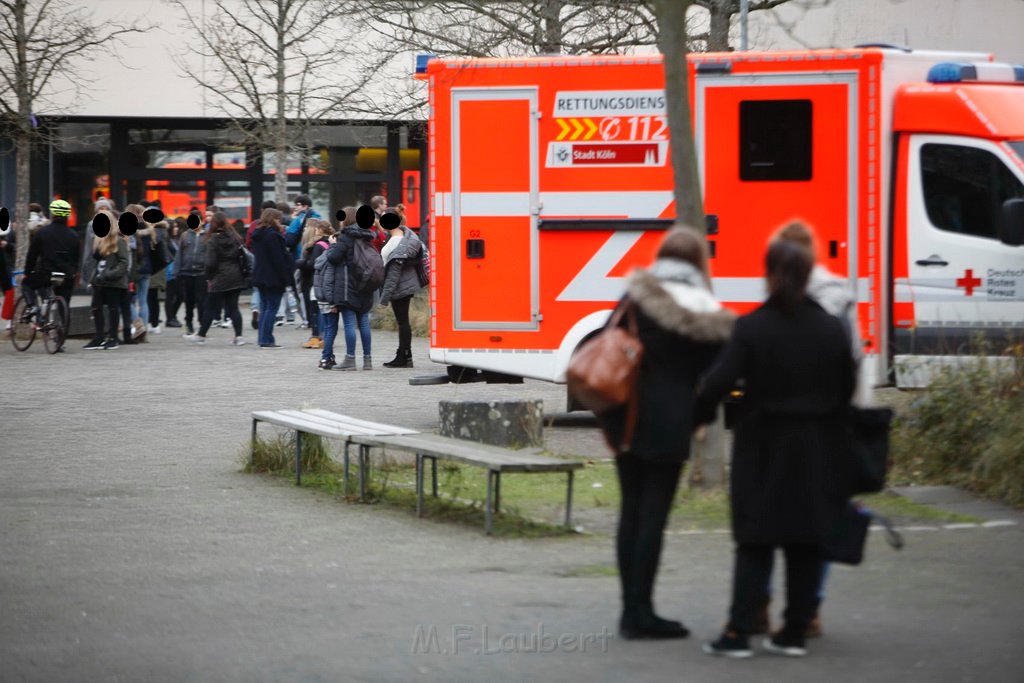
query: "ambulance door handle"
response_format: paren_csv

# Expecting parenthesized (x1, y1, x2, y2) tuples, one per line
(915, 255, 948, 267)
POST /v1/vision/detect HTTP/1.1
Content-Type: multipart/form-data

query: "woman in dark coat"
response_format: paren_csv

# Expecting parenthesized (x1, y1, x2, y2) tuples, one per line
(698, 240, 855, 659)
(325, 206, 377, 371)
(599, 227, 735, 639)
(185, 212, 247, 345)
(250, 208, 295, 348)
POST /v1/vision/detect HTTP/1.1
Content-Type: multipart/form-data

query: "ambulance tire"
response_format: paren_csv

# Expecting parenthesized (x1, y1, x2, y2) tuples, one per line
(446, 365, 483, 384)
(566, 386, 586, 413)
(409, 374, 450, 386)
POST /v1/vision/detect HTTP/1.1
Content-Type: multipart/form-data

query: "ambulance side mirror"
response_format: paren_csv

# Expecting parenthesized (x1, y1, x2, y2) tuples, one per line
(998, 198, 1024, 246)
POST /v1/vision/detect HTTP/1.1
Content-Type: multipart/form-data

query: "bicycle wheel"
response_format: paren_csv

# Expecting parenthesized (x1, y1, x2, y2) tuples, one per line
(11, 296, 36, 351)
(42, 296, 68, 354)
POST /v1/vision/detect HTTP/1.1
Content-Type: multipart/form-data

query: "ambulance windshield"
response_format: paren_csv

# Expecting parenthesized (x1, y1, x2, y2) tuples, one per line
(1010, 141, 1024, 163)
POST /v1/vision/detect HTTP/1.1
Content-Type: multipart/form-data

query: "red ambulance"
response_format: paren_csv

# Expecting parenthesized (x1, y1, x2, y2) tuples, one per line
(416, 47, 1024, 391)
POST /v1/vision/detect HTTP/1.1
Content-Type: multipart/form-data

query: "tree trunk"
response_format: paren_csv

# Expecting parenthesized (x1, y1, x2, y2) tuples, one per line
(273, 0, 289, 203)
(13, 0, 30, 273)
(14, 133, 30, 273)
(653, 0, 703, 229)
(539, 0, 563, 54)
(707, 3, 734, 52)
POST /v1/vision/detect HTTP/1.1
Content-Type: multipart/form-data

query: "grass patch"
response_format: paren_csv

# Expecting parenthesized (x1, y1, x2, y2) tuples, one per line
(561, 564, 619, 578)
(370, 289, 430, 336)
(857, 491, 982, 524)
(887, 346, 1024, 507)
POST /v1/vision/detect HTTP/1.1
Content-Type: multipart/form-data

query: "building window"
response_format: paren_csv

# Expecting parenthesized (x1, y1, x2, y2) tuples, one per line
(921, 143, 1024, 240)
(739, 99, 812, 181)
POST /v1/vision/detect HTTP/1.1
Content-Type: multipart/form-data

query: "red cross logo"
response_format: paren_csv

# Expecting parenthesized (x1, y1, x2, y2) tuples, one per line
(956, 269, 982, 296)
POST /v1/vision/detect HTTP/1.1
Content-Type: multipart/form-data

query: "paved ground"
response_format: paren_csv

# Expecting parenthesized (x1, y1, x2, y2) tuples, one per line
(1, 318, 1022, 682)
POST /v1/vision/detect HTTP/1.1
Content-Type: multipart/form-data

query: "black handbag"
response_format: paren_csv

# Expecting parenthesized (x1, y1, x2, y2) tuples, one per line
(844, 406, 894, 496)
(825, 501, 904, 566)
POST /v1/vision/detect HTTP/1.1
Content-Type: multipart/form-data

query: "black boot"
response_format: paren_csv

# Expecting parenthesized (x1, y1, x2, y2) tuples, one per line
(383, 348, 413, 368)
(619, 607, 690, 640)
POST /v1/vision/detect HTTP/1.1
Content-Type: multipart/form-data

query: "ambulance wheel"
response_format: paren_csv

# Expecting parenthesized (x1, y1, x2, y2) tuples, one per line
(566, 386, 585, 413)
(409, 374, 450, 386)
(446, 365, 482, 384)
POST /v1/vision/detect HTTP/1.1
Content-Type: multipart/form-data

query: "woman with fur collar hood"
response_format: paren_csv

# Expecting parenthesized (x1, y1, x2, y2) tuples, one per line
(600, 226, 735, 641)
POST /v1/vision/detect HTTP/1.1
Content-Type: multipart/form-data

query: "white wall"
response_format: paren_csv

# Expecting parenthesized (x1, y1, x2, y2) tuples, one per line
(748, 0, 1024, 65)
(37, 0, 1024, 119)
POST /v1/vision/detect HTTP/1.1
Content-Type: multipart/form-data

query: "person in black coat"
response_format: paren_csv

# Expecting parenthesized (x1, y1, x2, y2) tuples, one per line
(185, 212, 248, 345)
(698, 240, 855, 659)
(597, 227, 736, 639)
(324, 208, 377, 370)
(249, 208, 294, 348)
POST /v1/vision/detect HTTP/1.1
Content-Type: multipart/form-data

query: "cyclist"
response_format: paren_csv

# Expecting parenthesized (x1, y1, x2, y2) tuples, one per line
(22, 198, 80, 309)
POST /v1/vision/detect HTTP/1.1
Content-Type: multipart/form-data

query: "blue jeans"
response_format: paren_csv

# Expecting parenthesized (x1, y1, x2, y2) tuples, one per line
(257, 286, 284, 346)
(132, 275, 150, 325)
(320, 309, 339, 361)
(340, 307, 371, 358)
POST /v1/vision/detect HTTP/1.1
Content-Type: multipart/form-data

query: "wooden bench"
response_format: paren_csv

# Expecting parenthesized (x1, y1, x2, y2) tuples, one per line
(349, 432, 583, 535)
(250, 409, 417, 492)
(251, 409, 583, 535)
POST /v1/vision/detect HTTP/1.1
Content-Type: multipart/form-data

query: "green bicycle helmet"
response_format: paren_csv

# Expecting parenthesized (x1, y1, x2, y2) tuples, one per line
(49, 198, 71, 217)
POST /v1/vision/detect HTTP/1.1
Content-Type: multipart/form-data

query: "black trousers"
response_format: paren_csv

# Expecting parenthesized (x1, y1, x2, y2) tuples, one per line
(178, 275, 207, 327)
(615, 457, 683, 616)
(199, 289, 242, 337)
(165, 278, 181, 321)
(147, 285, 161, 326)
(728, 543, 821, 638)
(391, 295, 412, 353)
(90, 286, 122, 340)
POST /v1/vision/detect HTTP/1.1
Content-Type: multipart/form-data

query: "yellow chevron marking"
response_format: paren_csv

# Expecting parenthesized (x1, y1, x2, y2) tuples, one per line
(583, 118, 598, 140)
(556, 119, 571, 141)
(569, 118, 585, 141)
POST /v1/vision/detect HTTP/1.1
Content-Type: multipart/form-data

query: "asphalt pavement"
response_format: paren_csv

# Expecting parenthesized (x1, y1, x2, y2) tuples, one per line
(1, 318, 1022, 682)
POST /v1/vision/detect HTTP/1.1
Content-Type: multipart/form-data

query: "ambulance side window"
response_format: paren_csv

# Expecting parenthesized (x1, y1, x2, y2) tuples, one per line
(921, 143, 1024, 240)
(739, 99, 812, 181)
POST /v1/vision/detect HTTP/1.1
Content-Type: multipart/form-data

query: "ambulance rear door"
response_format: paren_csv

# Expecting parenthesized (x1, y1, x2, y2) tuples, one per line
(451, 87, 540, 331)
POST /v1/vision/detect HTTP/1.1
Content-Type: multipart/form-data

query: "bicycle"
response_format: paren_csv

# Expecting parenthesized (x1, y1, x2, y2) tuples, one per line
(11, 271, 69, 354)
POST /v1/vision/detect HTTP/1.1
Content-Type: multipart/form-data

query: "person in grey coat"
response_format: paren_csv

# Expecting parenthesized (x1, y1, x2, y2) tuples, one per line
(177, 213, 208, 334)
(378, 209, 425, 368)
(697, 240, 855, 660)
(598, 227, 735, 640)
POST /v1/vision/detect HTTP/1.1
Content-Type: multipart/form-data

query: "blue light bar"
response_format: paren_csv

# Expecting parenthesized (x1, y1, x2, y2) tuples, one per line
(1015, 65, 1024, 82)
(927, 62, 978, 83)
(415, 53, 437, 74)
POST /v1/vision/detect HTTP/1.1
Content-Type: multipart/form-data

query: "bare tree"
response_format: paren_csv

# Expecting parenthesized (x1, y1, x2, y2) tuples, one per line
(0, 0, 149, 272)
(692, 0, 819, 51)
(168, 0, 362, 203)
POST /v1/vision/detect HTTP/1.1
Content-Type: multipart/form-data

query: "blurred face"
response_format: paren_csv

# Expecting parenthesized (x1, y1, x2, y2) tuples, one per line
(205, 210, 213, 223)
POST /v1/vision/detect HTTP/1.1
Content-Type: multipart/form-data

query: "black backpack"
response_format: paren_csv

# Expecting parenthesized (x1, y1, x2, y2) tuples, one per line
(348, 238, 384, 293)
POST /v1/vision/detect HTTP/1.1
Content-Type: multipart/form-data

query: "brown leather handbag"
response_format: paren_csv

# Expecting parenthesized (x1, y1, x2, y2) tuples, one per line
(566, 300, 643, 451)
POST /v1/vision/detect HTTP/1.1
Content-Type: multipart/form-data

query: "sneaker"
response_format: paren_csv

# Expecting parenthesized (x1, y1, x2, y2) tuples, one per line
(762, 634, 807, 658)
(259, 343, 284, 349)
(318, 357, 336, 370)
(274, 317, 284, 327)
(285, 318, 297, 326)
(702, 631, 753, 659)
(102, 338, 120, 350)
(165, 319, 182, 328)
(186, 323, 195, 334)
(302, 336, 323, 349)
(83, 338, 106, 350)
(217, 319, 232, 328)
(230, 337, 246, 346)
(147, 324, 162, 334)
(251, 310, 259, 330)
(131, 322, 146, 339)
(183, 333, 205, 344)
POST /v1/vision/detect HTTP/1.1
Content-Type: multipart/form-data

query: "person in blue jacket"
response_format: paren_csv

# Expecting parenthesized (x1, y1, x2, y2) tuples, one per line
(285, 194, 320, 260)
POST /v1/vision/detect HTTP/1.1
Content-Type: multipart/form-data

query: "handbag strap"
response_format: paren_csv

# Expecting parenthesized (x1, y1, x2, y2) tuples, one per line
(619, 301, 641, 452)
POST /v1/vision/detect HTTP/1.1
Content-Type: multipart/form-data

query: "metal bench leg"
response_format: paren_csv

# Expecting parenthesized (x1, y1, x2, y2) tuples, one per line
(494, 471, 501, 515)
(485, 470, 494, 535)
(250, 419, 258, 468)
(295, 431, 302, 486)
(431, 457, 438, 497)
(359, 445, 368, 501)
(565, 470, 575, 529)
(343, 442, 350, 495)
(416, 454, 424, 517)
